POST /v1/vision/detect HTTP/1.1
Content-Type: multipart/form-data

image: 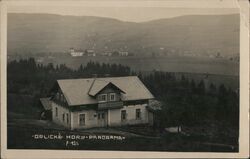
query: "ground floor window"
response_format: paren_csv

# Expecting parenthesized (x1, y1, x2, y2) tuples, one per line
(62, 113, 65, 122)
(98, 113, 105, 119)
(66, 113, 69, 124)
(55, 107, 58, 117)
(79, 114, 85, 126)
(121, 110, 126, 121)
(136, 109, 141, 120)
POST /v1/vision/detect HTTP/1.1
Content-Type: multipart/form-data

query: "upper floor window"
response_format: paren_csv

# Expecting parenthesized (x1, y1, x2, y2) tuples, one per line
(110, 93, 116, 101)
(60, 94, 63, 101)
(63, 96, 66, 103)
(99, 94, 107, 102)
(56, 92, 60, 100)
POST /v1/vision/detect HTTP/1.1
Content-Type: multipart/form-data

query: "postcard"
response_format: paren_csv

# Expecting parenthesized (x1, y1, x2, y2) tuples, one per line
(1, 0, 249, 158)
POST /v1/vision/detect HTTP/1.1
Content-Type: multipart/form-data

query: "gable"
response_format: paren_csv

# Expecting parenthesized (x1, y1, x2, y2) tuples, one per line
(88, 80, 125, 97)
(40, 98, 52, 110)
(51, 84, 69, 106)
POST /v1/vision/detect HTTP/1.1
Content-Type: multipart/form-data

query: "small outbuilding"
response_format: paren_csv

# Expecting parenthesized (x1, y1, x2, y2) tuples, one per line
(39, 97, 52, 120)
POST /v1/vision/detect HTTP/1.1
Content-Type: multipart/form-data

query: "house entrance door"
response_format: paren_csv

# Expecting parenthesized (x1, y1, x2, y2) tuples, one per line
(97, 111, 108, 127)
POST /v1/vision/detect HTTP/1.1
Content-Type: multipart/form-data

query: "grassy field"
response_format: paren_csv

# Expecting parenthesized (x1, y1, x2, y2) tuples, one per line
(7, 122, 238, 152)
(7, 93, 42, 120)
(9, 55, 239, 76)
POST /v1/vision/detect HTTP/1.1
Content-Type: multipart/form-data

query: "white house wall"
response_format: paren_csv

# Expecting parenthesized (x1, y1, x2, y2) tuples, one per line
(109, 109, 121, 126)
(51, 102, 71, 129)
(52, 102, 149, 129)
(109, 104, 149, 126)
(71, 109, 98, 129)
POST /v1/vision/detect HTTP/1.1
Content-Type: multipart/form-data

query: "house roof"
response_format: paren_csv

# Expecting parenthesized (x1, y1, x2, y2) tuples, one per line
(57, 76, 154, 106)
(40, 98, 52, 110)
(88, 79, 109, 96)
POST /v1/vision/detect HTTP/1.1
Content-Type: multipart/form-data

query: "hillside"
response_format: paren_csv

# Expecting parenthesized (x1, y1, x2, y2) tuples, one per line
(8, 13, 239, 57)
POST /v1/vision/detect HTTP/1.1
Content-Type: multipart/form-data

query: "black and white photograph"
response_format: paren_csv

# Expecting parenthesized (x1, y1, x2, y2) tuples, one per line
(0, 0, 249, 158)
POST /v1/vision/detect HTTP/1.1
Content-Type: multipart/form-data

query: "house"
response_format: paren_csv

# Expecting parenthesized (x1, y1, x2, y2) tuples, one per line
(101, 51, 113, 56)
(69, 48, 84, 57)
(49, 76, 156, 130)
(119, 51, 129, 56)
(85, 49, 96, 56)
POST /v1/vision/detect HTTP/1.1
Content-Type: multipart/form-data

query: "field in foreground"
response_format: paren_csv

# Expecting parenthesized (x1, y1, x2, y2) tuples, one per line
(7, 120, 238, 152)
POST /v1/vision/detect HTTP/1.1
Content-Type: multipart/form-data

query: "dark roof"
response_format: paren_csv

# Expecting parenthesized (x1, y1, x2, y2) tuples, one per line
(40, 98, 52, 110)
(57, 76, 154, 106)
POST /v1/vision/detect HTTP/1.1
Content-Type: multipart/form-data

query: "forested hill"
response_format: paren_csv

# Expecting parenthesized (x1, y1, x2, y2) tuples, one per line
(8, 13, 239, 57)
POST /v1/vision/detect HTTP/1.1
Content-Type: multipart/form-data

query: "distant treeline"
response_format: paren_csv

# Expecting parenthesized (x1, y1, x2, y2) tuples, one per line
(7, 58, 239, 129)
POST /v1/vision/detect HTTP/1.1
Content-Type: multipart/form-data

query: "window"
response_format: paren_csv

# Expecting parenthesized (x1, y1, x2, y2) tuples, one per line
(79, 114, 85, 126)
(136, 109, 141, 120)
(55, 107, 58, 117)
(60, 94, 63, 101)
(121, 110, 126, 121)
(99, 94, 107, 102)
(110, 93, 116, 101)
(98, 113, 105, 119)
(66, 113, 69, 124)
(62, 113, 65, 122)
(56, 92, 60, 100)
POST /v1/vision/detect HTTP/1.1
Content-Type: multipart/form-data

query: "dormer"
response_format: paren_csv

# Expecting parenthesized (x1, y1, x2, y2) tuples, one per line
(88, 79, 125, 103)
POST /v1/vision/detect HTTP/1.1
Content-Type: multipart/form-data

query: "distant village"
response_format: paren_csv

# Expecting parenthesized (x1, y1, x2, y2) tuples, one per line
(7, 47, 239, 64)
(68, 47, 239, 62)
(69, 48, 130, 57)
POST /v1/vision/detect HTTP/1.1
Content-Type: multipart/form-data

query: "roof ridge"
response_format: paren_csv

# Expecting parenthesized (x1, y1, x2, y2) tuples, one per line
(87, 78, 96, 95)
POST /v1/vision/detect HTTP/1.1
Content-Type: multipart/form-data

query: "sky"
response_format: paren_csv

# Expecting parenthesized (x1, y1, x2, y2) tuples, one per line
(8, 6, 239, 22)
